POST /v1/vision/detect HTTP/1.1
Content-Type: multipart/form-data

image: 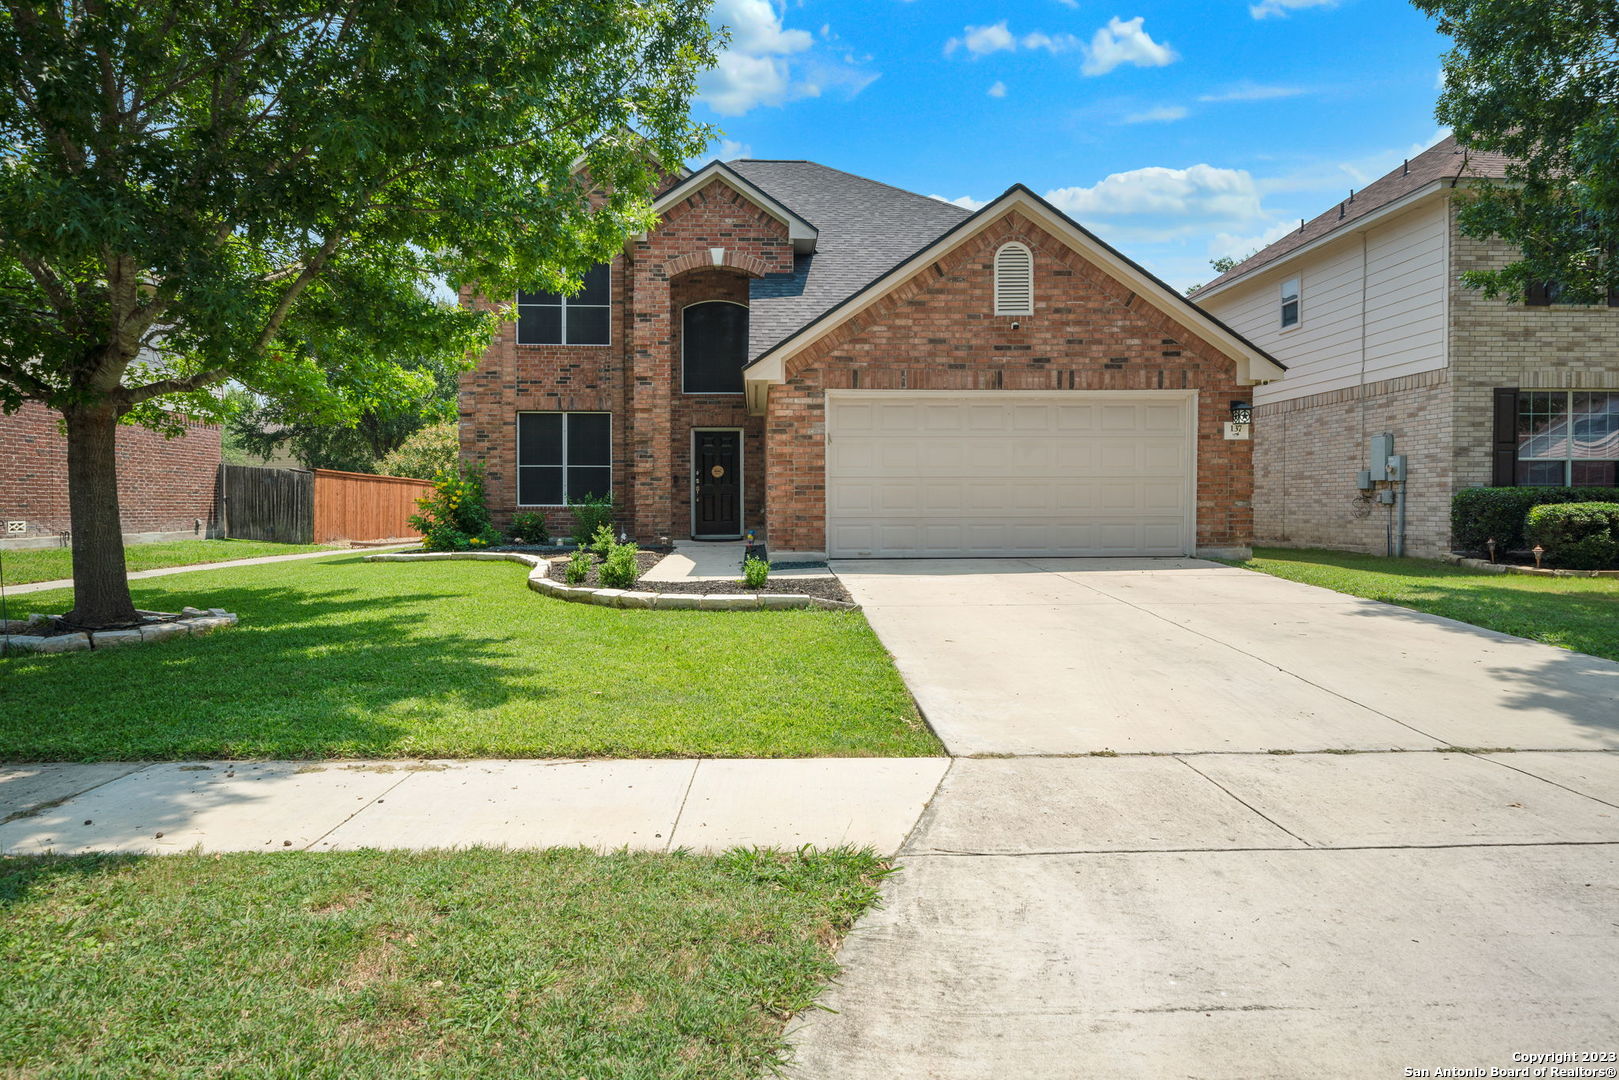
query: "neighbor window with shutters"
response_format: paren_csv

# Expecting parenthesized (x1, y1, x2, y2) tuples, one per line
(994, 242, 1033, 316)
(1280, 276, 1301, 329)
(516, 412, 612, 506)
(516, 263, 611, 345)
(1495, 389, 1619, 486)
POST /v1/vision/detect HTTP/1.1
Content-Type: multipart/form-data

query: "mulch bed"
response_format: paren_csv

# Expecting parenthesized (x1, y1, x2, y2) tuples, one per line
(543, 552, 852, 603)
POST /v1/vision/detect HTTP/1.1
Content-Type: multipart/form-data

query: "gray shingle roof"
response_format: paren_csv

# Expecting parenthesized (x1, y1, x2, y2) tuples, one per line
(724, 160, 971, 359)
(1199, 135, 1514, 295)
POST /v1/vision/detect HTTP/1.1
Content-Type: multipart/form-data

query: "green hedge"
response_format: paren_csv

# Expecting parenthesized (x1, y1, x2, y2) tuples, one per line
(1525, 503, 1619, 569)
(1451, 487, 1619, 552)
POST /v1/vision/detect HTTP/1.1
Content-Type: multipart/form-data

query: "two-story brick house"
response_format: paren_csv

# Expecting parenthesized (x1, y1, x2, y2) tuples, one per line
(1195, 136, 1619, 558)
(462, 159, 1284, 559)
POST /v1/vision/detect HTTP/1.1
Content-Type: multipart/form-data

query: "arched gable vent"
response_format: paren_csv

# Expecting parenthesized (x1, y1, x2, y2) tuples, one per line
(994, 242, 1033, 316)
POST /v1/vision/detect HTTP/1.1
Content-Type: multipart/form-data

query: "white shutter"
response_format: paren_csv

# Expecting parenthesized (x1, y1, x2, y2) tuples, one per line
(994, 242, 1033, 315)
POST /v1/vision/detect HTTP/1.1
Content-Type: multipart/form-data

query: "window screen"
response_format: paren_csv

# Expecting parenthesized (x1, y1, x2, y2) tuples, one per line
(682, 302, 748, 394)
(516, 412, 612, 505)
(517, 263, 611, 345)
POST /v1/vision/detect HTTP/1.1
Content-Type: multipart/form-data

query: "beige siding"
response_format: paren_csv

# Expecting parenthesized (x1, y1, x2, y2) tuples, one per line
(1200, 197, 1450, 405)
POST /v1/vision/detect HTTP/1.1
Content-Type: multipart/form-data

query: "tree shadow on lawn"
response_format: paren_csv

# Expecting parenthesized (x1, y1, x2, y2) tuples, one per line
(0, 852, 144, 911)
(0, 573, 553, 761)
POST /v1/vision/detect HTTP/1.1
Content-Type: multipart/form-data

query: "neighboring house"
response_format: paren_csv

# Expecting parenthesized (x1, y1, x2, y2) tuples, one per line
(462, 160, 1282, 559)
(0, 401, 221, 550)
(1195, 136, 1619, 558)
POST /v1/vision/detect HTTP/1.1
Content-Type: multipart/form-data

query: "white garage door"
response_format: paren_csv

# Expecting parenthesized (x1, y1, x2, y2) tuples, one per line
(825, 392, 1194, 558)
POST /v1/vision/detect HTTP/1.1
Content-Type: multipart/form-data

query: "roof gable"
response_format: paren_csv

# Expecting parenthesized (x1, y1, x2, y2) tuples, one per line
(741, 184, 1284, 409)
(653, 161, 819, 253)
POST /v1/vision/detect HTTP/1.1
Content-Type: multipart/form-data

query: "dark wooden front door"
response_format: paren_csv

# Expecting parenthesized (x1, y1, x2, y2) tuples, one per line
(693, 430, 742, 537)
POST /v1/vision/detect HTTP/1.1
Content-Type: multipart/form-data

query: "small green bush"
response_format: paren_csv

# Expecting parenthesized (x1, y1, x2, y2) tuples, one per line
(741, 556, 770, 589)
(568, 492, 616, 548)
(565, 548, 591, 584)
(598, 540, 641, 589)
(1525, 502, 1619, 569)
(590, 523, 617, 558)
(1452, 486, 1619, 552)
(378, 422, 459, 480)
(509, 511, 550, 544)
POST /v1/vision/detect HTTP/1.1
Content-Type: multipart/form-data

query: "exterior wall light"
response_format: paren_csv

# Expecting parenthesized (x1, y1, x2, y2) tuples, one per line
(1230, 400, 1253, 425)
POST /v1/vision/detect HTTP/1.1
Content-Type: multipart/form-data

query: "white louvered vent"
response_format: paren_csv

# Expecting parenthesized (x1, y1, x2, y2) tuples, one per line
(994, 242, 1033, 316)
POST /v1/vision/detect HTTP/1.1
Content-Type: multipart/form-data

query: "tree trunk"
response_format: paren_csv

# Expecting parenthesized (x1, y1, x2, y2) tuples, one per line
(63, 404, 140, 629)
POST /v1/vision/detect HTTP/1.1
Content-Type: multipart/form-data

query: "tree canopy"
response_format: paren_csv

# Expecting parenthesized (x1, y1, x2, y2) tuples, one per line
(1418, 0, 1619, 303)
(0, 0, 718, 626)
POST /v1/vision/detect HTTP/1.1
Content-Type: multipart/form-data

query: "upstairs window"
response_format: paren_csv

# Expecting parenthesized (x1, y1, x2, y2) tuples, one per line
(682, 301, 748, 394)
(517, 412, 612, 505)
(1280, 276, 1301, 328)
(517, 263, 611, 345)
(994, 242, 1033, 316)
(1526, 280, 1619, 307)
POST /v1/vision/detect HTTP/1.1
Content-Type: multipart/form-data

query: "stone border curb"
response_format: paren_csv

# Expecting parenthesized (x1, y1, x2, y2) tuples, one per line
(1444, 553, 1619, 579)
(1, 608, 239, 657)
(363, 551, 860, 611)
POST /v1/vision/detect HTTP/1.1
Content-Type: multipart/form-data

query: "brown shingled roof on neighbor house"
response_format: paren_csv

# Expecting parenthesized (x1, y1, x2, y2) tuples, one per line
(1198, 136, 1515, 295)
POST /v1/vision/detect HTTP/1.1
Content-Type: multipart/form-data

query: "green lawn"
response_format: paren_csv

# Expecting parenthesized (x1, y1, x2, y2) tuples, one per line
(0, 538, 338, 585)
(0, 847, 885, 1079)
(0, 553, 937, 761)
(1235, 547, 1619, 662)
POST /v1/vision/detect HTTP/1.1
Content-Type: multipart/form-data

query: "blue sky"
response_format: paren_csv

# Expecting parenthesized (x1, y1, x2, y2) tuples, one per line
(687, 0, 1452, 290)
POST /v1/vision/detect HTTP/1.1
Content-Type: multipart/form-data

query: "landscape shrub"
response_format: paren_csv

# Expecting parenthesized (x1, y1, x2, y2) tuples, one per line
(1451, 486, 1619, 552)
(509, 511, 550, 544)
(598, 540, 641, 589)
(568, 493, 616, 548)
(1524, 502, 1619, 569)
(741, 556, 770, 589)
(378, 422, 458, 480)
(410, 466, 501, 551)
(590, 523, 617, 558)
(565, 548, 591, 584)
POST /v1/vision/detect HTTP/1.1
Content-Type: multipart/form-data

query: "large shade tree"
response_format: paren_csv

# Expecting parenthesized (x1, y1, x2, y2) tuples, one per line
(1418, 0, 1619, 303)
(0, 0, 717, 628)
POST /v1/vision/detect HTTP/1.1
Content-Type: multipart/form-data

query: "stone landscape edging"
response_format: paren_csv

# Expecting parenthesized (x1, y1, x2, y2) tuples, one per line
(1443, 552, 1619, 578)
(363, 550, 859, 610)
(0, 608, 240, 656)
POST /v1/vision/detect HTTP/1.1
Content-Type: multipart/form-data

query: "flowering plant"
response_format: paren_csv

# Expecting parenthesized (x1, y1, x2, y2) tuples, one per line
(410, 464, 502, 551)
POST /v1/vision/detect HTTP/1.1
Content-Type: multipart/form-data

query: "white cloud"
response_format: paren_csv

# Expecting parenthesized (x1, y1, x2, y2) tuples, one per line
(1021, 30, 1083, 53)
(945, 21, 1016, 57)
(987, 80, 1007, 98)
(699, 0, 874, 115)
(1044, 164, 1264, 241)
(716, 138, 753, 161)
(1081, 16, 1177, 77)
(1208, 220, 1297, 262)
(1249, 0, 1337, 18)
(1121, 105, 1189, 124)
(930, 194, 990, 211)
(1198, 82, 1305, 103)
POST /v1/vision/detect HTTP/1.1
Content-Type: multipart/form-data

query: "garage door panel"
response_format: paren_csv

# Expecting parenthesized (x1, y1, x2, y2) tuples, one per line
(826, 394, 1192, 558)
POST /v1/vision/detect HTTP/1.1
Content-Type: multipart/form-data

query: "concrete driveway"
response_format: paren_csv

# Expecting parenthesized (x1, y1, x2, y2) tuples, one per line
(834, 557, 1619, 755)
(787, 558, 1619, 1078)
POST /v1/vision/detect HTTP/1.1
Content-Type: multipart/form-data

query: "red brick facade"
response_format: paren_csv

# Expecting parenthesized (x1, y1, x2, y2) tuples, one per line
(0, 400, 221, 545)
(461, 182, 1257, 553)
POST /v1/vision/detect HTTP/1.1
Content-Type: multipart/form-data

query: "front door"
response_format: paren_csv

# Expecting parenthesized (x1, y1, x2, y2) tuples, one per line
(693, 430, 742, 538)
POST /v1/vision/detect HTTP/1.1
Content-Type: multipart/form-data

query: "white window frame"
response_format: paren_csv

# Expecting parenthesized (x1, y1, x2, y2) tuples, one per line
(994, 241, 1034, 316)
(1514, 389, 1619, 487)
(515, 264, 612, 347)
(1279, 275, 1301, 330)
(680, 299, 749, 396)
(515, 411, 613, 507)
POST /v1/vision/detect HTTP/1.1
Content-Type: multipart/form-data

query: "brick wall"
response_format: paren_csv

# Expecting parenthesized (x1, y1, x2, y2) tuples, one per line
(0, 401, 221, 546)
(763, 210, 1257, 554)
(1252, 369, 1453, 556)
(1448, 209, 1619, 491)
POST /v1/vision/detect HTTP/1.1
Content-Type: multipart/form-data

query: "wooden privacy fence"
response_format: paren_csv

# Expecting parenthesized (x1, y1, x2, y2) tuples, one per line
(312, 469, 432, 543)
(217, 464, 314, 543)
(218, 465, 431, 544)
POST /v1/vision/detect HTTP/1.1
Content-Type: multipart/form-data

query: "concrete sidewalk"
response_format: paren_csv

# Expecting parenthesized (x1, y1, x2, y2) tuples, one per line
(643, 539, 833, 583)
(0, 757, 949, 856)
(4, 544, 410, 597)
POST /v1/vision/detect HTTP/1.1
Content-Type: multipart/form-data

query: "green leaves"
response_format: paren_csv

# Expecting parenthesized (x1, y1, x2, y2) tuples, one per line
(1418, 0, 1619, 303)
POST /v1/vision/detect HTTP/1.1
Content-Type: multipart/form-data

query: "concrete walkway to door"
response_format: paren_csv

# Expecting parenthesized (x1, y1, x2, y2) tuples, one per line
(784, 557, 1619, 1078)
(835, 557, 1619, 755)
